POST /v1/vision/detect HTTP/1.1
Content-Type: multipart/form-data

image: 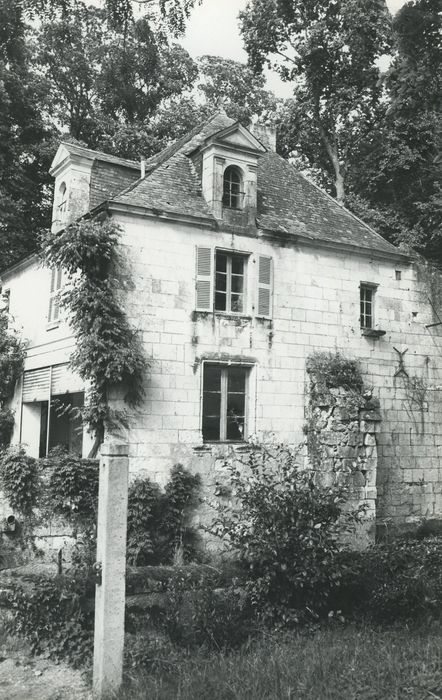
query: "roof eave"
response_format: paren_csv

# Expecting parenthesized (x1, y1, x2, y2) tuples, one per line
(259, 227, 411, 264)
(97, 200, 218, 230)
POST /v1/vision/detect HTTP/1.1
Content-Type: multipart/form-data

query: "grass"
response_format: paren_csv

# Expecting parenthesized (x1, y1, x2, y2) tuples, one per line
(118, 625, 442, 700)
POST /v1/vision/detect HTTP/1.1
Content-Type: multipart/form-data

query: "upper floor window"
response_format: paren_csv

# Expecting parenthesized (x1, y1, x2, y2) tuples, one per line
(215, 251, 245, 313)
(360, 283, 376, 329)
(222, 166, 243, 209)
(48, 267, 63, 325)
(195, 246, 273, 318)
(58, 182, 67, 219)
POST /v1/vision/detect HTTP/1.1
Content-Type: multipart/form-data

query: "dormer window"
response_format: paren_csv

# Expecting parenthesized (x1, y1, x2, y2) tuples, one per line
(222, 166, 243, 209)
(58, 182, 67, 221)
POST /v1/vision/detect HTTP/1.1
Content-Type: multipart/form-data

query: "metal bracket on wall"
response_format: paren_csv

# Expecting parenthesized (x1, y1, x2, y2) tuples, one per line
(393, 346, 409, 378)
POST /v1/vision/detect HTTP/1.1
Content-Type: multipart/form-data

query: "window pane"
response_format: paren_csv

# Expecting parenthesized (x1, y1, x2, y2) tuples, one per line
(231, 294, 243, 313)
(228, 367, 246, 393)
(215, 272, 227, 292)
(231, 275, 243, 293)
(227, 415, 245, 440)
(203, 393, 221, 416)
(231, 256, 244, 275)
(216, 253, 227, 272)
(203, 365, 222, 441)
(203, 416, 220, 441)
(215, 292, 227, 311)
(204, 365, 222, 391)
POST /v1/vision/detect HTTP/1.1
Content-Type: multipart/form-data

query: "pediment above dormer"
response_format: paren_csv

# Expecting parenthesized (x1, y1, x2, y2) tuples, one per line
(206, 123, 267, 155)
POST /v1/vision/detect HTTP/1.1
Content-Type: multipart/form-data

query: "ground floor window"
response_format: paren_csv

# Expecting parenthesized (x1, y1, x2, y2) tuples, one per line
(202, 364, 248, 442)
(21, 364, 84, 457)
(38, 392, 84, 457)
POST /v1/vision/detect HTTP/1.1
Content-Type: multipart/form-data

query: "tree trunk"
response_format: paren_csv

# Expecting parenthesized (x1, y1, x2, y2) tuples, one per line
(317, 121, 346, 205)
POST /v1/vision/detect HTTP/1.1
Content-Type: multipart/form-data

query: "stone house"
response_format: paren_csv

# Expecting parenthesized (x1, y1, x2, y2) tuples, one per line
(2, 111, 442, 541)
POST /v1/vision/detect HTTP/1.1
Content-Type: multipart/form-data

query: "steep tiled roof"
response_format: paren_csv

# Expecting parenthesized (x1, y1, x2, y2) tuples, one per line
(256, 152, 397, 254)
(114, 152, 214, 220)
(106, 111, 402, 257)
(90, 160, 140, 210)
(59, 141, 139, 170)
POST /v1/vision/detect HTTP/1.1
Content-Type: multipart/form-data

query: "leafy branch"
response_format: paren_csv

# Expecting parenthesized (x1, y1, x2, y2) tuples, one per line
(40, 218, 149, 456)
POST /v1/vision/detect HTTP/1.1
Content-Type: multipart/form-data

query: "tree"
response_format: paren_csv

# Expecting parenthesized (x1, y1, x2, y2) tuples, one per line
(197, 55, 278, 125)
(0, 0, 54, 271)
(36, 5, 198, 143)
(346, 0, 442, 259)
(240, 0, 393, 203)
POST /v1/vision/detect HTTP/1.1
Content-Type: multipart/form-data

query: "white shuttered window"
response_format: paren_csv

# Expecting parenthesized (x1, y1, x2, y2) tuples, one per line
(48, 268, 63, 323)
(257, 255, 273, 318)
(195, 246, 213, 311)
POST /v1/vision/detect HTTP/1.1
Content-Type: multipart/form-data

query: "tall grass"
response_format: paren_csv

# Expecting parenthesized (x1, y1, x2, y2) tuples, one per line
(119, 625, 442, 700)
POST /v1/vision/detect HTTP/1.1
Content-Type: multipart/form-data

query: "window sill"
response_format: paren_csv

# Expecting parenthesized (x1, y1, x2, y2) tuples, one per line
(194, 442, 250, 452)
(361, 328, 386, 339)
(46, 321, 60, 331)
(194, 310, 252, 321)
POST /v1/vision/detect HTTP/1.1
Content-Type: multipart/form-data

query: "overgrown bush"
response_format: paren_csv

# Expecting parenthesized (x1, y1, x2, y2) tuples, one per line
(210, 441, 363, 625)
(0, 448, 39, 517)
(306, 352, 363, 392)
(162, 569, 252, 650)
(127, 465, 201, 565)
(40, 447, 99, 532)
(5, 573, 94, 668)
(335, 535, 442, 624)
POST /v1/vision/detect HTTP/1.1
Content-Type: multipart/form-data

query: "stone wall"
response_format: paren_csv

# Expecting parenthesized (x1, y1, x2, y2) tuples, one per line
(305, 373, 382, 546)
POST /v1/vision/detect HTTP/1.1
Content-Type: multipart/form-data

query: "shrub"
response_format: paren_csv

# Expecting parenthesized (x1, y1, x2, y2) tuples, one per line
(210, 441, 363, 625)
(162, 569, 252, 650)
(0, 447, 39, 517)
(40, 447, 99, 532)
(0, 408, 15, 449)
(5, 573, 94, 668)
(335, 535, 442, 624)
(127, 466, 201, 566)
(306, 352, 363, 392)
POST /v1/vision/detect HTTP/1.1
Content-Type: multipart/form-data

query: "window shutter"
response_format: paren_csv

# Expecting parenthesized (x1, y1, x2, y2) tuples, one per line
(257, 255, 273, 317)
(196, 246, 213, 311)
(23, 367, 51, 402)
(48, 268, 62, 322)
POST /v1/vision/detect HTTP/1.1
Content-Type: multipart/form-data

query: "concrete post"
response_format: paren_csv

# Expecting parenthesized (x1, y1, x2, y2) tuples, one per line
(93, 442, 129, 698)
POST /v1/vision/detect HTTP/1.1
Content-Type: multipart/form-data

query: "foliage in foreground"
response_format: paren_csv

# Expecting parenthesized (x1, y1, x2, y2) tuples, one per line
(209, 442, 363, 624)
(336, 535, 442, 624)
(119, 624, 442, 700)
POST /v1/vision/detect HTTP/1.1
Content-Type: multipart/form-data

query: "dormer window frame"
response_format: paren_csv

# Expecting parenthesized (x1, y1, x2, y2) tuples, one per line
(57, 181, 68, 224)
(222, 165, 245, 210)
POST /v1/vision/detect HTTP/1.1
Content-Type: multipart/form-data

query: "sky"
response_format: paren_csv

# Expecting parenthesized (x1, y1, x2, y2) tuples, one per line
(179, 0, 408, 97)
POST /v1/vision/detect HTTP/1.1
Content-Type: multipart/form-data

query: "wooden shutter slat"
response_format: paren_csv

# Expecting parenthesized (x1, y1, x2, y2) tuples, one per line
(196, 246, 213, 311)
(51, 364, 83, 396)
(257, 255, 273, 317)
(22, 368, 51, 402)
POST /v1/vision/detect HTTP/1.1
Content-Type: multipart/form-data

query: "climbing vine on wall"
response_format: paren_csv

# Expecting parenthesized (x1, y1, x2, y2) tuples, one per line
(0, 309, 25, 449)
(40, 218, 149, 455)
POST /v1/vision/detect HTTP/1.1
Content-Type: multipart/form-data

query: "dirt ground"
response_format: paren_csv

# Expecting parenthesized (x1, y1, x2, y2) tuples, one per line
(0, 640, 92, 700)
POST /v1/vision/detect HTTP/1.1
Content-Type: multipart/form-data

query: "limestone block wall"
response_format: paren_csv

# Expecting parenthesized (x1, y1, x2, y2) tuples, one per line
(113, 212, 442, 536)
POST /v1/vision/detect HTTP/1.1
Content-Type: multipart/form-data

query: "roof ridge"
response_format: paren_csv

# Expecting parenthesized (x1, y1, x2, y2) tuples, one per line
(59, 140, 139, 169)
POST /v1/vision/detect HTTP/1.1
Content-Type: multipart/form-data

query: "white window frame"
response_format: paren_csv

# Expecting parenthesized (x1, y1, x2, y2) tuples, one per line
(200, 360, 256, 443)
(360, 282, 377, 330)
(214, 249, 248, 315)
(48, 267, 63, 326)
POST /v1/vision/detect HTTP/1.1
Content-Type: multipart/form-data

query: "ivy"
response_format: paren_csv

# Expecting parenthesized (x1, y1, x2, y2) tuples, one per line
(0, 448, 39, 517)
(40, 219, 149, 455)
(0, 308, 25, 449)
(306, 352, 364, 393)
